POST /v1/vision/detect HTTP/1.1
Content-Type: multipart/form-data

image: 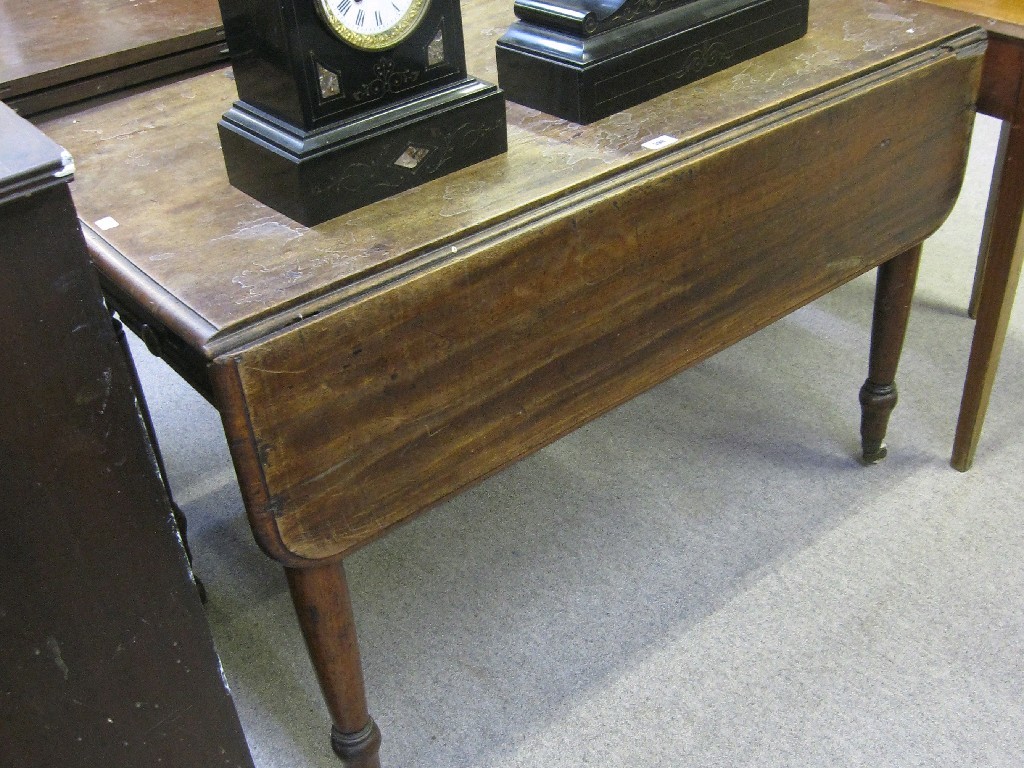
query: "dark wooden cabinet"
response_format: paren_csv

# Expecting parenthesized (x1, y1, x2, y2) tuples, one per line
(0, 102, 254, 768)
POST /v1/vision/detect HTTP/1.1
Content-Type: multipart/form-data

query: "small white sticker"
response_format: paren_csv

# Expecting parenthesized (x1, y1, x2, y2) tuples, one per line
(95, 216, 119, 230)
(642, 135, 679, 151)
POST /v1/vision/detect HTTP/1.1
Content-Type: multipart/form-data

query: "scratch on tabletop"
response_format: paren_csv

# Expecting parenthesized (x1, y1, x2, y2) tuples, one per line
(45, 636, 70, 680)
(248, 364, 315, 376)
(99, 125, 158, 142)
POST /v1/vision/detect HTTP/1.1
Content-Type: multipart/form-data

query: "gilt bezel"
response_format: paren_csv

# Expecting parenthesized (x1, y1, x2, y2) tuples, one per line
(314, 0, 430, 51)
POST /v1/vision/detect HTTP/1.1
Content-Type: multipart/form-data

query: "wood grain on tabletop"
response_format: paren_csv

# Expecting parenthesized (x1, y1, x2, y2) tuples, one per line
(921, 0, 1024, 31)
(0, 0, 223, 97)
(40, 0, 982, 356)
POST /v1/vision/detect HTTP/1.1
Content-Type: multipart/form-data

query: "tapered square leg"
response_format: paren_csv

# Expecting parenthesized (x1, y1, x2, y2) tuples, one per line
(953, 118, 1024, 471)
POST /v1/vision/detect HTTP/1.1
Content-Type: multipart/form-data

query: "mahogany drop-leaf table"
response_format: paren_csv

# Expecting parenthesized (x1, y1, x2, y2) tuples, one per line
(41, 0, 984, 763)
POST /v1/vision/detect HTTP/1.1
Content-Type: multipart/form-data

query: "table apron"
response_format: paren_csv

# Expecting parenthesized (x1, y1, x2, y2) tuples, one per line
(976, 32, 1024, 121)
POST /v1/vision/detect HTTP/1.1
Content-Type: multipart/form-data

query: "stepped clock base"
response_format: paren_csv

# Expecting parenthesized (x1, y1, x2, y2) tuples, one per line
(218, 78, 507, 226)
(496, 0, 809, 124)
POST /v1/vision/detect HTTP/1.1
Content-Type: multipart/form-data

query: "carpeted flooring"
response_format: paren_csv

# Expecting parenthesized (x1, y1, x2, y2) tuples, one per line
(128, 112, 1024, 767)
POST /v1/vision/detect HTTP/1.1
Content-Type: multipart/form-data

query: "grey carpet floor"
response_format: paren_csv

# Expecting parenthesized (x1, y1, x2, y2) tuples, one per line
(129, 113, 1024, 767)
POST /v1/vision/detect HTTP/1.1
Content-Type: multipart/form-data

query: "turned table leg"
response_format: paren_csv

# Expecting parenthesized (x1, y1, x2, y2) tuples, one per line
(860, 245, 922, 463)
(286, 561, 382, 767)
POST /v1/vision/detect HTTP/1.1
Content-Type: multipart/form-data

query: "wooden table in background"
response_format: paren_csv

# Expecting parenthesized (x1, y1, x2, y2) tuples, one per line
(40, 1, 984, 764)
(0, 0, 224, 116)
(921, 0, 1024, 471)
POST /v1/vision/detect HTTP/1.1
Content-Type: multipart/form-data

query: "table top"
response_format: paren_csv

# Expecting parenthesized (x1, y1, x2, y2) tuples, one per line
(40, 0, 979, 362)
(920, 0, 1024, 35)
(0, 0, 223, 102)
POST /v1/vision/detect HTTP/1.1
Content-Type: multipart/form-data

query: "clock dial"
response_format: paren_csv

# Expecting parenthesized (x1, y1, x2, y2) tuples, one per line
(316, 0, 429, 51)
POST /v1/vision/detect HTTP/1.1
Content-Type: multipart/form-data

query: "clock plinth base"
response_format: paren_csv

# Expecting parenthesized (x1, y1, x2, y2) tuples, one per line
(218, 79, 507, 226)
(495, 0, 809, 124)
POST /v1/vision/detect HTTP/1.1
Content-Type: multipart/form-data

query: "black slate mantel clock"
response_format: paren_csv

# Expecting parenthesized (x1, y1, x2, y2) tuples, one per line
(496, 0, 809, 124)
(216, 0, 507, 225)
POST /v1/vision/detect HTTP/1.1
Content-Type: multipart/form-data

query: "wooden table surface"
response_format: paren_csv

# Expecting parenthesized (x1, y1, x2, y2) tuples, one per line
(0, 0, 224, 115)
(39, 0, 981, 353)
(924, 0, 1024, 32)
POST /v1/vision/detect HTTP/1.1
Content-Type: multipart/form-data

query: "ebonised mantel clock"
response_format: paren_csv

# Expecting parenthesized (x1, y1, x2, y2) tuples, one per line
(496, 0, 809, 124)
(216, 0, 508, 225)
